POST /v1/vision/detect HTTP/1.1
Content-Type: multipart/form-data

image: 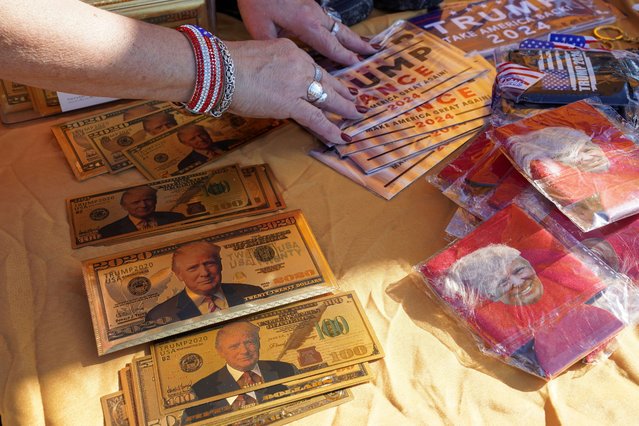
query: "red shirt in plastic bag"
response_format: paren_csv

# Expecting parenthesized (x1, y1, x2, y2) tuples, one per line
(418, 204, 624, 378)
(493, 100, 639, 231)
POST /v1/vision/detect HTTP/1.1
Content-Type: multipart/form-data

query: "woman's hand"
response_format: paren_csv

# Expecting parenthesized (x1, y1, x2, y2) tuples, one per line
(227, 38, 364, 144)
(237, 0, 378, 66)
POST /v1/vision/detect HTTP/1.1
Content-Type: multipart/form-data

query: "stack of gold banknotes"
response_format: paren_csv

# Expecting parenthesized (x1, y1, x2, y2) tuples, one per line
(85, 210, 383, 425)
(91, 0, 209, 29)
(0, 0, 209, 124)
(52, 100, 283, 181)
(0, 82, 62, 124)
(66, 162, 285, 247)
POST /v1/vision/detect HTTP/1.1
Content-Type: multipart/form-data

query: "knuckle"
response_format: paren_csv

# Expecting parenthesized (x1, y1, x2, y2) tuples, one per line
(298, 3, 322, 23)
(307, 109, 326, 125)
(274, 37, 298, 53)
(296, 107, 325, 127)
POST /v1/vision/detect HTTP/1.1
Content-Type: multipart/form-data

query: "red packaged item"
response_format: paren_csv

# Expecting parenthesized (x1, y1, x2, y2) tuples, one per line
(429, 127, 494, 191)
(493, 100, 639, 231)
(473, 153, 639, 283)
(415, 204, 632, 379)
(440, 144, 538, 221)
(439, 132, 639, 284)
(546, 208, 639, 282)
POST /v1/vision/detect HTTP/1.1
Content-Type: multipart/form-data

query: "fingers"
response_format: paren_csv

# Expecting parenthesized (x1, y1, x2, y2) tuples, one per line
(226, 38, 361, 145)
(237, 0, 379, 66)
(244, 19, 279, 39)
(325, 72, 356, 102)
(312, 62, 355, 102)
(236, 0, 280, 39)
(301, 60, 363, 120)
(292, 100, 352, 145)
(316, 73, 362, 119)
(298, 21, 377, 66)
(298, 77, 364, 144)
(298, 29, 358, 66)
(313, 84, 359, 120)
(335, 25, 379, 57)
(315, 5, 379, 62)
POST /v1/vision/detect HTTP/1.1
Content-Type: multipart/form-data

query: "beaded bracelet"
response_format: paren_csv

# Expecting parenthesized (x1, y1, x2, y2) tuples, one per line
(176, 25, 235, 117)
(211, 36, 235, 118)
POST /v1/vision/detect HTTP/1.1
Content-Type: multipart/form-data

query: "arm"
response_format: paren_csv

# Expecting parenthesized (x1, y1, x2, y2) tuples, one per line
(0, 0, 362, 144)
(237, 0, 378, 66)
(0, 0, 194, 101)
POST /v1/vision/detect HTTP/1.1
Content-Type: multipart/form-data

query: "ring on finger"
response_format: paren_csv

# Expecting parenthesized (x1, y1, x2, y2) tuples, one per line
(313, 64, 322, 82)
(330, 21, 340, 36)
(315, 92, 328, 104)
(307, 81, 326, 103)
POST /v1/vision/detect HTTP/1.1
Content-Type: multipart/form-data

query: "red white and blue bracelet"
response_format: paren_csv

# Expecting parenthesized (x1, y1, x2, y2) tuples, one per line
(176, 25, 235, 117)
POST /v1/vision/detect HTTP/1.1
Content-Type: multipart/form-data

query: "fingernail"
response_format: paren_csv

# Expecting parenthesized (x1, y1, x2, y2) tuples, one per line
(349, 87, 359, 95)
(361, 36, 371, 42)
(357, 55, 366, 62)
(371, 43, 383, 50)
(356, 105, 368, 113)
(341, 132, 352, 143)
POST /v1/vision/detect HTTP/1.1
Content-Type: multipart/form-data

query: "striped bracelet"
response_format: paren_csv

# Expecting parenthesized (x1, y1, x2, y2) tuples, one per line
(176, 25, 234, 117)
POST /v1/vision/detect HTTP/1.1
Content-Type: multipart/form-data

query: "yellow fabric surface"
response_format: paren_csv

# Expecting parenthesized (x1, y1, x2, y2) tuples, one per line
(1, 7, 639, 426)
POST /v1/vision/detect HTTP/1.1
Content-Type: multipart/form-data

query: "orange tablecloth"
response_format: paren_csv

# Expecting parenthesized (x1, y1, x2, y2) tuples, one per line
(1, 5, 638, 426)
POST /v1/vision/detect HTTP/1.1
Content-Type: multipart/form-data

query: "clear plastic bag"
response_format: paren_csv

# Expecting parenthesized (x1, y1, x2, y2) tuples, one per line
(491, 99, 639, 231)
(436, 126, 639, 285)
(491, 47, 639, 127)
(427, 126, 495, 193)
(414, 204, 639, 380)
(496, 48, 639, 106)
(443, 207, 481, 240)
(436, 134, 539, 221)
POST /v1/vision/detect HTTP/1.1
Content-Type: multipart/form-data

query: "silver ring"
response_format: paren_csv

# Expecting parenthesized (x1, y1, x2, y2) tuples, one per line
(315, 92, 328, 104)
(330, 21, 340, 36)
(313, 64, 322, 82)
(306, 81, 325, 103)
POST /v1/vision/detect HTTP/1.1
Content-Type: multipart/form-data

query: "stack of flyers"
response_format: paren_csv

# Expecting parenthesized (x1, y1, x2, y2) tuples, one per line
(408, 0, 615, 58)
(329, 30, 487, 138)
(312, 24, 494, 199)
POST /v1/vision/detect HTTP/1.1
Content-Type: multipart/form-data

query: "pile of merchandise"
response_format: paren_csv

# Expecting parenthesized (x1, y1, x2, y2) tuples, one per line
(417, 36, 639, 380)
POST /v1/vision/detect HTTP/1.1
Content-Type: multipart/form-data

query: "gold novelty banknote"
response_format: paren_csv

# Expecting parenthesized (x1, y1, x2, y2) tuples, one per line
(131, 355, 366, 425)
(83, 210, 337, 355)
(124, 114, 284, 180)
(67, 163, 284, 248)
(101, 391, 131, 426)
(51, 100, 171, 180)
(88, 105, 199, 173)
(150, 291, 382, 413)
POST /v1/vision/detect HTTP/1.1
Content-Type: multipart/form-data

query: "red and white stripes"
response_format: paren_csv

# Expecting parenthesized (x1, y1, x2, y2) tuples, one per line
(176, 25, 234, 117)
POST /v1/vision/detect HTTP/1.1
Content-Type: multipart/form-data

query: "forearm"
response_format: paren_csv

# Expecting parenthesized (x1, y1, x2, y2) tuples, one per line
(0, 0, 363, 144)
(0, 0, 195, 101)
